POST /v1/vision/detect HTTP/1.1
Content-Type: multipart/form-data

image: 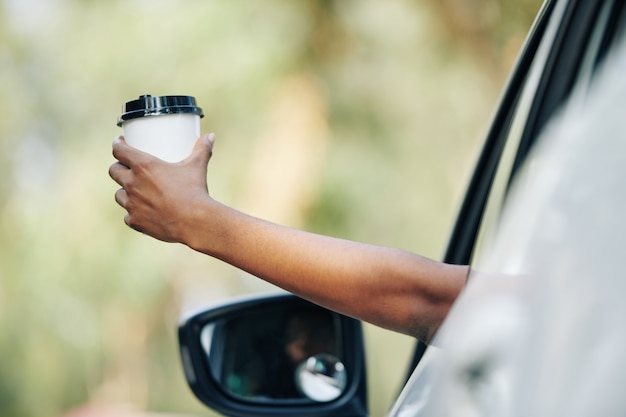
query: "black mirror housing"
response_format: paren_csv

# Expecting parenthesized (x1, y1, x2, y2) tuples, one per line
(178, 293, 368, 417)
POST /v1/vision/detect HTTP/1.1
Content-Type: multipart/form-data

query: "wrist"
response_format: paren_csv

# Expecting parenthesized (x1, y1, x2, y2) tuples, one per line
(178, 196, 223, 254)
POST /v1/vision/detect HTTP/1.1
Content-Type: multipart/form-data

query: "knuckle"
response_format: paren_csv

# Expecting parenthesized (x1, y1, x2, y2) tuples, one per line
(124, 213, 141, 232)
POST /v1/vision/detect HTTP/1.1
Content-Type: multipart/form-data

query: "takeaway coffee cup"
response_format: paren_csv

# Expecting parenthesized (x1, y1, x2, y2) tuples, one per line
(117, 94, 204, 162)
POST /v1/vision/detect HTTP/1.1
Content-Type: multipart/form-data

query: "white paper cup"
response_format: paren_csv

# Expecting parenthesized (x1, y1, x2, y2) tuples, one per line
(117, 95, 204, 162)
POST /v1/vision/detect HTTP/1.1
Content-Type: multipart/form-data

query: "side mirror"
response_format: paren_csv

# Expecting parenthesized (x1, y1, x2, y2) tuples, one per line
(178, 293, 368, 417)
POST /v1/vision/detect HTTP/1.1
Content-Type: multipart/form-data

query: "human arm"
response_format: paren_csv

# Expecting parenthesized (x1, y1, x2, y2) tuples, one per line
(109, 134, 467, 343)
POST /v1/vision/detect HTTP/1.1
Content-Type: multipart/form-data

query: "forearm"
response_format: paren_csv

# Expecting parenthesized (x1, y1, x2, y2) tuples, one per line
(110, 135, 466, 343)
(183, 198, 467, 343)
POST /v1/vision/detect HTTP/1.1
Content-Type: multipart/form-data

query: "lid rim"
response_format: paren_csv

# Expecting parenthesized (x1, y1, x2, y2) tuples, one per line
(117, 107, 204, 126)
(117, 94, 204, 126)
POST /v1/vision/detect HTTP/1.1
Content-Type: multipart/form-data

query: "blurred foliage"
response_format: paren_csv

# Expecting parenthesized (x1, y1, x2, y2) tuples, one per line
(0, 0, 540, 416)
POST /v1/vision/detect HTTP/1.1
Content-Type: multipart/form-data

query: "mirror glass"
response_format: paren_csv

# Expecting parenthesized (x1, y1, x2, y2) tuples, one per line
(295, 354, 347, 402)
(199, 301, 345, 403)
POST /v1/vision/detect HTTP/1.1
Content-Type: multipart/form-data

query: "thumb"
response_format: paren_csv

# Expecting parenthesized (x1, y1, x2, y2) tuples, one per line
(189, 132, 216, 166)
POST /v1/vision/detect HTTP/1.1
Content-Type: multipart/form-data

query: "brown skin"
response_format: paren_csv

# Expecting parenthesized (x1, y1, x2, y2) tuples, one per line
(109, 133, 467, 343)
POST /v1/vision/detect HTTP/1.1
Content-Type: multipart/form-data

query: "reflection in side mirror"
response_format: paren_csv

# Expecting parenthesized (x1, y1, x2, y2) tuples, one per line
(296, 354, 347, 402)
(178, 293, 368, 417)
(200, 299, 344, 402)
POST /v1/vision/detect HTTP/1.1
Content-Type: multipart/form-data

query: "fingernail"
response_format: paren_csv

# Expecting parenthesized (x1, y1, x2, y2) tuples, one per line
(207, 132, 216, 145)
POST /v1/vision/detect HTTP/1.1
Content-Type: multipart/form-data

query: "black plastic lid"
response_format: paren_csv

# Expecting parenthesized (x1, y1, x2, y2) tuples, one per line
(117, 94, 204, 126)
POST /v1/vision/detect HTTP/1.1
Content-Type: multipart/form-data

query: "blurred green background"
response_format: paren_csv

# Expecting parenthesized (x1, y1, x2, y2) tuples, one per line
(0, 0, 540, 416)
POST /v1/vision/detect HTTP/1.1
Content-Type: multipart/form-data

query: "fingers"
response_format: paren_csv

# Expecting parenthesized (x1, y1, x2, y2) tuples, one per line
(115, 188, 136, 230)
(112, 135, 151, 168)
(207, 132, 216, 146)
(111, 136, 129, 165)
(113, 133, 216, 169)
(116, 189, 144, 234)
(114, 187, 127, 209)
(109, 135, 152, 187)
(188, 132, 216, 167)
(108, 161, 131, 187)
(123, 212, 146, 235)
